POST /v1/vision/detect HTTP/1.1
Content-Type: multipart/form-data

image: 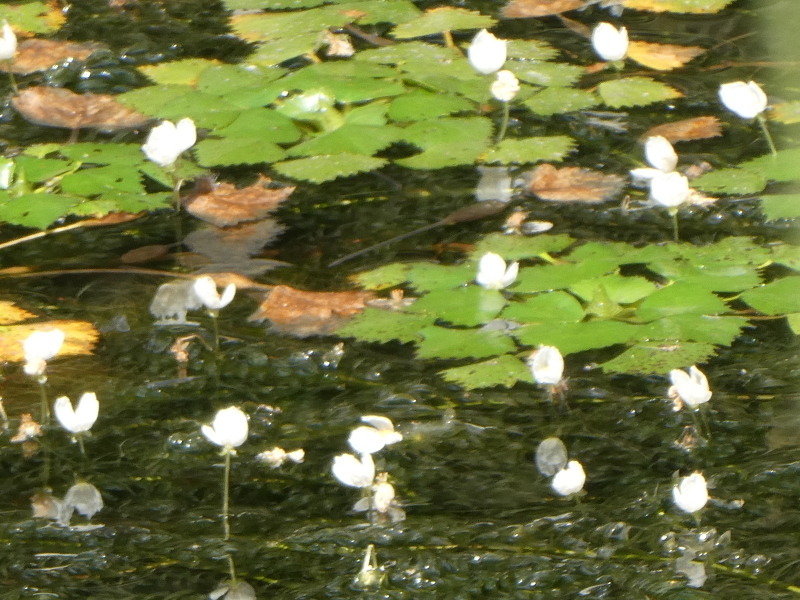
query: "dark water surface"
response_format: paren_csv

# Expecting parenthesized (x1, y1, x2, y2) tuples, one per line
(0, 1, 799, 598)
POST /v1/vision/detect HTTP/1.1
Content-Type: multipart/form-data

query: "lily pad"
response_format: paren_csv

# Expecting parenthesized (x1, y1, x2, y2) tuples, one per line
(597, 77, 683, 109)
(692, 168, 767, 195)
(469, 232, 574, 261)
(483, 136, 576, 165)
(600, 341, 718, 375)
(273, 154, 388, 183)
(336, 308, 433, 343)
(524, 88, 599, 116)
(740, 277, 800, 316)
(416, 326, 516, 359)
(406, 286, 507, 326)
(391, 7, 495, 39)
(439, 354, 532, 389)
(760, 194, 800, 221)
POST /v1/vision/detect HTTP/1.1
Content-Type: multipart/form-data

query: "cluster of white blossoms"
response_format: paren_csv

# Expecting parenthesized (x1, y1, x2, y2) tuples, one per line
(630, 135, 693, 211)
(141, 117, 197, 169)
(332, 415, 405, 523)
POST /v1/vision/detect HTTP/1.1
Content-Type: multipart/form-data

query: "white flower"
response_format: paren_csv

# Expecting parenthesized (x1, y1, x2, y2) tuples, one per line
(256, 447, 305, 468)
(535, 436, 568, 477)
(202, 406, 249, 451)
(719, 81, 768, 120)
(644, 136, 678, 173)
(668, 365, 712, 409)
(672, 472, 708, 513)
(551, 460, 586, 496)
(193, 276, 236, 311)
(591, 22, 628, 62)
(348, 415, 402, 454)
(141, 118, 196, 168)
(332, 453, 374, 488)
(490, 70, 520, 102)
(209, 581, 256, 600)
(649, 171, 690, 208)
(0, 21, 17, 61)
(23, 329, 65, 377)
(467, 29, 507, 75)
(527, 346, 564, 385)
(54, 392, 99, 434)
(476, 252, 518, 290)
(59, 482, 104, 526)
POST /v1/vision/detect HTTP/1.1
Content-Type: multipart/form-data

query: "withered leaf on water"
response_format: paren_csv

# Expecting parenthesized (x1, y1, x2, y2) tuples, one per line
(1, 39, 107, 75)
(641, 117, 722, 143)
(522, 163, 625, 203)
(248, 285, 374, 337)
(627, 41, 705, 71)
(0, 319, 99, 363)
(501, 0, 584, 18)
(184, 175, 295, 228)
(120, 244, 171, 264)
(12, 87, 150, 132)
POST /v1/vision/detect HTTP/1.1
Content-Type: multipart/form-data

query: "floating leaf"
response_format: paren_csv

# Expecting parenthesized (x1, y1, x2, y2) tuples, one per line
(501, 0, 584, 18)
(139, 59, 220, 86)
(740, 277, 800, 316)
(195, 138, 286, 167)
(388, 91, 476, 121)
(0, 2, 65, 34)
(501, 291, 585, 324)
(335, 308, 433, 343)
(506, 40, 559, 61)
(0, 194, 80, 229)
(636, 283, 730, 321)
(469, 232, 574, 261)
(524, 87, 599, 116)
(391, 7, 495, 39)
(52, 143, 146, 166)
(407, 286, 507, 327)
(184, 176, 295, 227)
(287, 124, 401, 158)
(248, 285, 375, 336)
(3, 39, 106, 75)
(641, 116, 722, 143)
(760, 194, 800, 221)
(620, 0, 737, 13)
(509, 61, 584, 88)
(600, 341, 717, 375)
(597, 77, 682, 109)
(416, 326, 516, 359)
(399, 116, 494, 150)
(351, 263, 411, 290)
(404, 262, 476, 291)
(641, 315, 748, 346)
(569, 274, 657, 305)
(439, 354, 532, 389)
(627, 41, 705, 71)
(484, 137, 576, 165)
(521, 163, 625, 202)
(397, 140, 489, 169)
(770, 101, 800, 125)
(273, 154, 388, 183)
(788, 313, 800, 335)
(60, 166, 145, 196)
(12, 88, 150, 131)
(511, 320, 641, 354)
(0, 301, 35, 325)
(692, 168, 767, 195)
(739, 148, 800, 183)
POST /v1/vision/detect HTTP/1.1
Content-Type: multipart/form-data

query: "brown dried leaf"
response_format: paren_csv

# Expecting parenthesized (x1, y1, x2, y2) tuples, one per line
(2, 39, 107, 75)
(627, 41, 705, 71)
(501, 0, 584, 18)
(12, 87, 150, 131)
(184, 175, 295, 227)
(0, 320, 99, 363)
(83, 211, 145, 227)
(248, 285, 374, 337)
(642, 117, 722, 143)
(523, 163, 625, 203)
(120, 244, 170, 264)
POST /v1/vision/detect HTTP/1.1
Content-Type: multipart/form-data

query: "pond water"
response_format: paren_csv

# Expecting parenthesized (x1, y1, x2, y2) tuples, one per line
(0, 0, 799, 598)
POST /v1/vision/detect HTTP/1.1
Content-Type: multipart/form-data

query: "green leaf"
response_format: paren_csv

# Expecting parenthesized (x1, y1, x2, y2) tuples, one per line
(507, 40, 559, 62)
(396, 140, 489, 169)
(469, 232, 574, 261)
(351, 263, 411, 290)
(195, 138, 287, 167)
(483, 136, 576, 165)
(439, 354, 532, 389)
(390, 8, 495, 38)
(740, 277, 800, 315)
(272, 154, 388, 183)
(770, 244, 800, 271)
(739, 147, 800, 183)
(636, 283, 730, 321)
(215, 108, 302, 145)
(335, 308, 433, 343)
(356, 41, 462, 65)
(399, 116, 494, 150)
(247, 33, 321, 67)
(508, 62, 585, 88)
(640, 315, 748, 346)
(281, 68, 406, 103)
(52, 143, 146, 167)
(118, 85, 196, 116)
(139, 59, 220, 86)
(597, 77, 682, 109)
(692, 168, 766, 195)
(407, 286, 507, 326)
(569, 274, 657, 305)
(515, 261, 620, 293)
(99, 191, 172, 213)
(287, 125, 401, 157)
(770, 100, 800, 124)
(197, 64, 285, 97)
(60, 166, 145, 196)
(787, 313, 800, 335)
(600, 341, 717, 375)
(760, 194, 800, 221)
(523, 88, 599, 116)
(15, 156, 74, 183)
(0, 194, 80, 229)
(225, 0, 328, 8)
(345, 101, 390, 126)
(501, 291, 585, 324)
(619, 0, 736, 14)
(388, 91, 476, 121)
(1, 2, 63, 34)
(511, 320, 641, 354)
(404, 262, 475, 291)
(416, 326, 516, 359)
(153, 91, 241, 129)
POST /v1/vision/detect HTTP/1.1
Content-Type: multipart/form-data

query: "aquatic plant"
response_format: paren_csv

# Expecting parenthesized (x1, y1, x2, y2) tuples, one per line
(551, 460, 585, 497)
(591, 22, 628, 62)
(673, 472, 709, 515)
(53, 392, 98, 455)
(348, 415, 403, 455)
(467, 29, 507, 75)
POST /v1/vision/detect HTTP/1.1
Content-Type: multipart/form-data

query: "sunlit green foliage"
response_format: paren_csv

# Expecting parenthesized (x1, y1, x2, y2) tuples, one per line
(337, 236, 800, 388)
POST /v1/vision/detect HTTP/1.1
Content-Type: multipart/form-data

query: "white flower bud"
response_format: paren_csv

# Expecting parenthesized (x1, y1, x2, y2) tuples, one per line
(591, 22, 628, 62)
(551, 460, 585, 496)
(467, 29, 507, 75)
(476, 252, 518, 290)
(672, 472, 708, 513)
(719, 81, 767, 120)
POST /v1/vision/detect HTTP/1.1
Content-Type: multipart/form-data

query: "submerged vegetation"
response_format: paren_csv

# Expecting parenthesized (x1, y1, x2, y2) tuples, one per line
(0, 0, 798, 597)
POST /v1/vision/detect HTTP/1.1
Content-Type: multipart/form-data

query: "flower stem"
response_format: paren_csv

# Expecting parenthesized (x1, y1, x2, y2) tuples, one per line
(222, 449, 231, 540)
(227, 554, 237, 585)
(757, 115, 778, 157)
(670, 209, 679, 242)
(77, 435, 86, 457)
(212, 314, 220, 353)
(495, 101, 510, 146)
(171, 170, 184, 213)
(5, 59, 17, 94)
(38, 381, 50, 425)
